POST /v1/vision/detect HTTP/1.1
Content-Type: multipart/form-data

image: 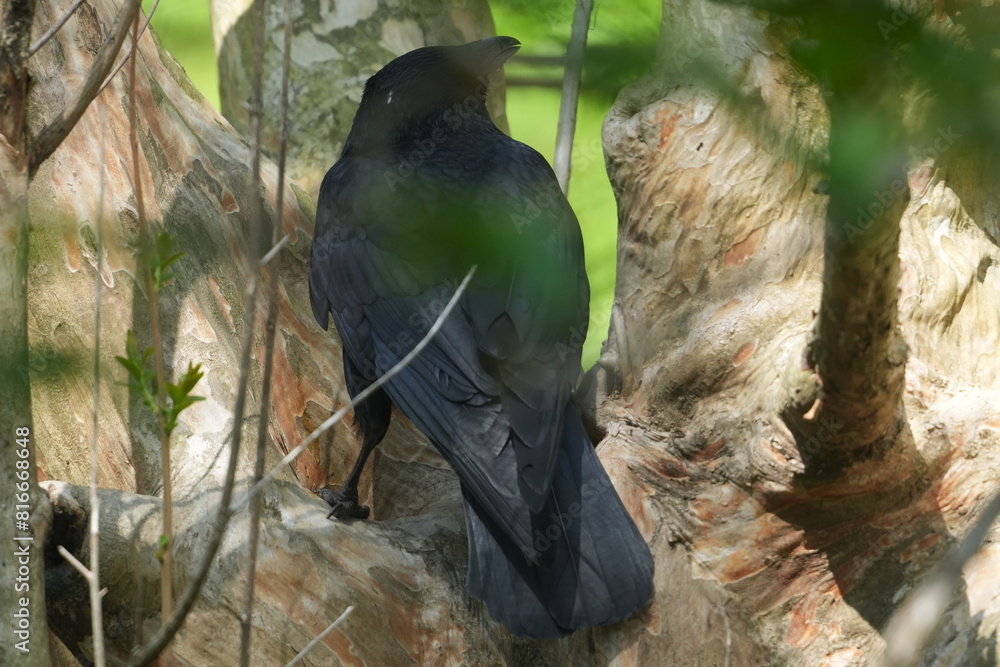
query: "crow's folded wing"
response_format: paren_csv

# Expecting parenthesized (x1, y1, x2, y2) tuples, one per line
(308, 137, 589, 554)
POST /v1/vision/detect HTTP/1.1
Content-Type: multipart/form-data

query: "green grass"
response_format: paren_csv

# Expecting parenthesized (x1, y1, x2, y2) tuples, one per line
(141, 1, 660, 366)
(142, 0, 219, 109)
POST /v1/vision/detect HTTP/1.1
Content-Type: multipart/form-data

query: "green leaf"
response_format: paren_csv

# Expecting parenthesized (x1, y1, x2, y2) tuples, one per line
(114, 355, 141, 381)
(155, 533, 170, 562)
(162, 362, 204, 436)
(151, 231, 185, 290)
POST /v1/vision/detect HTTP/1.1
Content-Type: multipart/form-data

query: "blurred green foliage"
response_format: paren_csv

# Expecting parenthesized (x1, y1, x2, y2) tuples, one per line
(142, 0, 660, 366)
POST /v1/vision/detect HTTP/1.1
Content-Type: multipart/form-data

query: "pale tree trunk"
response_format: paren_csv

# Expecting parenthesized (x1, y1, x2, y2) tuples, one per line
(25, 0, 1000, 666)
(0, 0, 52, 663)
(209, 0, 504, 199)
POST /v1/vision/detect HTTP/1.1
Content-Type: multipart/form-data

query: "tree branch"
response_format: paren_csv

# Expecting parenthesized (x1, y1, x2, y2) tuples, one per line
(239, 0, 280, 660)
(124, 10, 175, 659)
(553, 0, 593, 194)
(807, 95, 908, 470)
(96, 0, 160, 98)
(27, 0, 85, 56)
(284, 606, 354, 666)
(28, 0, 142, 176)
(778, 10, 910, 477)
(87, 105, 108, 667)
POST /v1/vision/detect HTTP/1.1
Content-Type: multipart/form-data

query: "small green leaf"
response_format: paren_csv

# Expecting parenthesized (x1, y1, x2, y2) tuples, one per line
(155, 533, 170, 562)
(151, 232, 185, 290)
(114, 355, 140, 380)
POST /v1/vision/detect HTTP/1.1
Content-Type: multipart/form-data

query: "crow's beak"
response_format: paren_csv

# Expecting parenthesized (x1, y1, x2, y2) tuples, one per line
(469, 36, 521, 74)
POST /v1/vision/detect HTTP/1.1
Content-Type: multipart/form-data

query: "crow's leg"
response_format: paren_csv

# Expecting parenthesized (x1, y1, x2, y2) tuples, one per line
(316, 429, 381, 519)
(316, 353, 393, 520)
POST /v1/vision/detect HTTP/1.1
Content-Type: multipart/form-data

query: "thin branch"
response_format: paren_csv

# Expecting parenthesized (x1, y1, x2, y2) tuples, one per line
(88, 104, 108, 667)
(553, 0, 593, 194)
(28, 0, 85, 56)
(230, 265, 478, 515)
(29, 0, 143, 176)
(879, 491, 1000, 667)
(239, 0, 277, 661)
(259, 234, 289, 268)
(125, 10, 174, 657)
(284, 606, 355, 667)
(57, 545, 93, 580)
(96, 0, 161, 98)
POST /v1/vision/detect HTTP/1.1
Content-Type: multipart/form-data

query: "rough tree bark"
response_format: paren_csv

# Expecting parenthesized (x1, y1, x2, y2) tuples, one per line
(26, 0, 1000, 666)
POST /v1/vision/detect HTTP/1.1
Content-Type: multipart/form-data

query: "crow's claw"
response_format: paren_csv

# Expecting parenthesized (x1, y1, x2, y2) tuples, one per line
(314, 487, 370, 520)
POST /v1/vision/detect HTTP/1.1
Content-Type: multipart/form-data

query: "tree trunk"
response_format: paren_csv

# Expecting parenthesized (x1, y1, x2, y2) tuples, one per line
(1, 0, 53, 663)
(27, 0, 1000, 665)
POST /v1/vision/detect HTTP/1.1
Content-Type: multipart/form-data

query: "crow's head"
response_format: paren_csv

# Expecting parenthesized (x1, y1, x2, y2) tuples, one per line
(343, 36, 520, 155)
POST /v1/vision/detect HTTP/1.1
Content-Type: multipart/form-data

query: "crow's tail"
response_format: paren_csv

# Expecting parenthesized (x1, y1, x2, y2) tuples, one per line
(464, 403, 654, 638)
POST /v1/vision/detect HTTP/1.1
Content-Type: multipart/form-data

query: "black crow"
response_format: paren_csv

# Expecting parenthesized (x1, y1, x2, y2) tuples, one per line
(308, 36, 653, 639)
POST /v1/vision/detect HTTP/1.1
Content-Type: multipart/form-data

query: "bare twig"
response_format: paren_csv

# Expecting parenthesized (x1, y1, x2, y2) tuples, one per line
(284, 606, 355, 667)
(239, 0, 280, 661)
(259, 234, 290, 268)
(553, 0, 593, 194)
(88, 105, 108, 667)
(879, 491, 1000, 667)
(29, 0, 143, 176)
(97, 0, 161, 97)
(28, 0, 85, 56)
(230, 265, 478, 515)
(57, 545, 92, 579)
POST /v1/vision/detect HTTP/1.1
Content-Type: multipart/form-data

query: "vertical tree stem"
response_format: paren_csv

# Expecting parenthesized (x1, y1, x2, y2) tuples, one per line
(127, 9, 173, 654)
(553, 0, 593, 194)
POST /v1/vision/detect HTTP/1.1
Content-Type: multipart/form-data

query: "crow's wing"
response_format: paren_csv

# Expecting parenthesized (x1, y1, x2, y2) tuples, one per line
(309, 135, 589, 555)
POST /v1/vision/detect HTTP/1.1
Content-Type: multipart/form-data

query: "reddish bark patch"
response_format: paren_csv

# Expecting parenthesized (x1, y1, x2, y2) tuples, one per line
(692, 437, 727, 463)
(220, 190, 238, 213)
(656, 105, 682, 150)
(654, 456, 689, 479)
(724, 227, 764, 267)
(901, 532, 942, 563)
(733, 341, 756, 366)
